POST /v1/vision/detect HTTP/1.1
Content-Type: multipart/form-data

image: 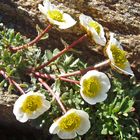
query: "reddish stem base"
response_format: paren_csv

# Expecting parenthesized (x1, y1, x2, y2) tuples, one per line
(10, 24, 52, 52)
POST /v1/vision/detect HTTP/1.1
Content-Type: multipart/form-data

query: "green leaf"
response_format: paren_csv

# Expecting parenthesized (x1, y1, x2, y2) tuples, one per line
(53, 48, 60, 56)
(101, 124, 108, 135)
(0, 80, 6, 87)
(119, 96, 134, 114)
(9, 29, 15, 43)
(15, 32, 21, 41)
(46, 50, 53, 60)
(8, 84, 14, 93)
(19, 83, 28, 88)
(64, 55, 73, 65)
(53, 79, 61, 94)
(36, 24, 49, 40)
(70, 58, 79, 67)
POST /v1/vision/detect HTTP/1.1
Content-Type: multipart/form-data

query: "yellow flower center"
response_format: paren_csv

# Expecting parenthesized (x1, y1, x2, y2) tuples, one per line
(21, 95, 42, 114)
(59, 112, 81, 132)
(82, 76, 101, 98)
(47, 10, 64, 22)
(111, 44, 128, 69)
(88, 21, 101, 35)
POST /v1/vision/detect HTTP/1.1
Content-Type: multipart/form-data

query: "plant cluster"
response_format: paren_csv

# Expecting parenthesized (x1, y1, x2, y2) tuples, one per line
(0, 0, 140, 139)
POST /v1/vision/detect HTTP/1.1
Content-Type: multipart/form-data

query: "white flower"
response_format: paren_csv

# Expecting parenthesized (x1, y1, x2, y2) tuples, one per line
(13, 91, 51, 123)
(106, 33, 134, 76)
(38, 0, 77, 29)
(80, 70, 111, 105)
(79, 14, 106, 46)
(49, 109, 90, 139)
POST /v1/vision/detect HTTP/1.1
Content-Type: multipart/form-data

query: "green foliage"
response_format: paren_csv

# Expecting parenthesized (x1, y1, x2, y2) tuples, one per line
(0, 24, 45, 92)
(95, 74, 139, 140)
(0, 24, 140, 140)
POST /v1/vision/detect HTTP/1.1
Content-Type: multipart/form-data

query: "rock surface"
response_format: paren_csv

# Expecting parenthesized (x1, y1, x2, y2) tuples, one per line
(0, 0, 139, 74)
(0, 89, 44, 140)
(0, 0, 140, 139)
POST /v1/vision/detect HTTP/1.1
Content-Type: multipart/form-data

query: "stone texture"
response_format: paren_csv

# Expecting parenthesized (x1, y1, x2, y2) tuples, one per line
(0, 0, 140, 138)
(0, 89, 44, 139)
(0, 89, 18, 106)
(0, 0, 139, 73)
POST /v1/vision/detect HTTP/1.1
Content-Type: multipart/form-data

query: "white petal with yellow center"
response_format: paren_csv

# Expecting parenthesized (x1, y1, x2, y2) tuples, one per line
(79, 14, 106, 46)
(49, 109, 90, 139)
(106, 33, 134, 76)
(75, 110, 90, 135)
(38, 0, 76, 29)
(13, 91, 50, 123)
(80, 70, 111, 105)
(58, 13, 77, 29)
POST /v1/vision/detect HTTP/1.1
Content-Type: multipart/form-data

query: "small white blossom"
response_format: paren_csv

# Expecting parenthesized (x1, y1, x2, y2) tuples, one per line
(38, 0, 76, 29)
(106, 33, 134, 76)
(13, 91, 51, 123)
(49, 109, 90, 139)
(80, 70, 111, 105)
(79, 14, 106, 46)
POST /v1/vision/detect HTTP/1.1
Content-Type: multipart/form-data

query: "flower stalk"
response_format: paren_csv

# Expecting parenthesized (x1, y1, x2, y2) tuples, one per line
(60, 59, 110, 77)
(0, 70, 25, 94)
(34, 72, 55, 79)
(38, 78, 67, 113)
(34, 34, 87, 71)
(33, 59, 110, 85)
(10, 24, 52, 52)
(34, 72, 80, 84)
(59, 77, 80, 84)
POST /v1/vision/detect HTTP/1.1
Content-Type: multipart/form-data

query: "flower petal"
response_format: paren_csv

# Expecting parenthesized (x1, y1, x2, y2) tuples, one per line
(49, 109, 90, 139)
(57, 131, 77, 139)
(112, 62, 134, 76)
(89, 25, 106, 46)
(76, 110, 90, 135)
(27, 102, 50, 120)
(43, 0, 51, 9)
(49, 121, 59, 134)
(79, 13, 106, 46)
(80, 91, 107, 105)
(99, 72, 111, 92)
(106, 33, 134, 76)
(38, 0, 76, 29)
(13, 94, 27, 116)
(17, 113, 29, 123)
(58, 13, 77, 29)
(93, 92, 107, 103)
(80, 70, 110, 105)
(79, 14, 92, 29)
(49, 110, 78, 139)
(13, 91, 50, 123)
(38, 4, 48, 16)
(80, 93, 97, 104)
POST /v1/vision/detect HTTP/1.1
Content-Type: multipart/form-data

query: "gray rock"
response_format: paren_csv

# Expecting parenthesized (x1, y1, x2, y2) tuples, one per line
(0, 0, 140, 138)
(0, 0, 139, 67)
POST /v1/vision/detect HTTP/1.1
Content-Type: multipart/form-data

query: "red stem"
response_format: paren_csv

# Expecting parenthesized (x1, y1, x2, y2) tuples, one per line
(60, 59, 110, 77)
(34, 72, 55, 79)
(34, 34, 87, 71)
(38, 78, 67, 114)
(34, 72, 80, 84)
(10, 24, 52, 52)
(34, 60, 110, 83)
(59, 77, 80, 84)
(0, 70, 25, 94)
